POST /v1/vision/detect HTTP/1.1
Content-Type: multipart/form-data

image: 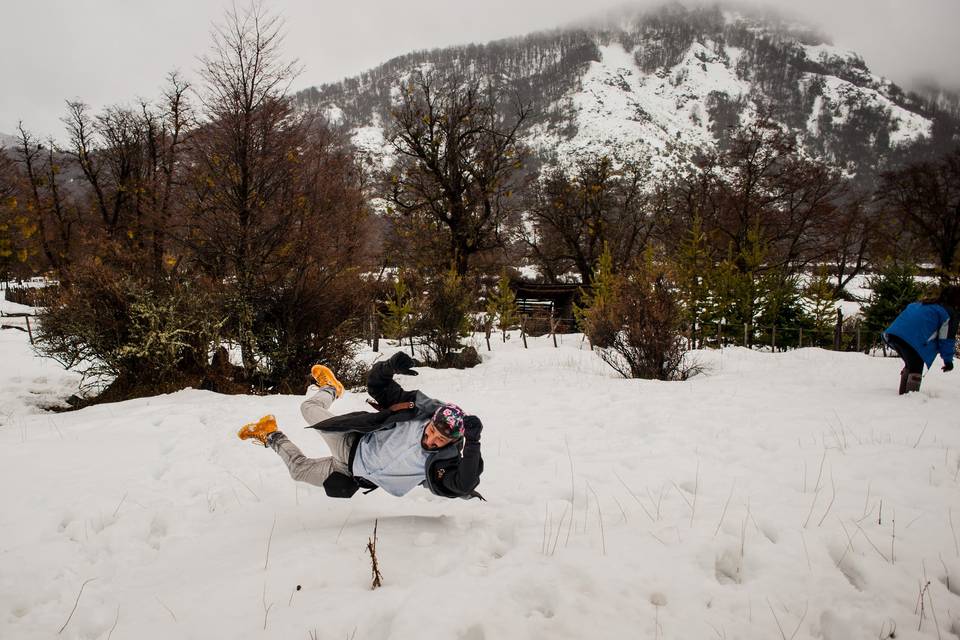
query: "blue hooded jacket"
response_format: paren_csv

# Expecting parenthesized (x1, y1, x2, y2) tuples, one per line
(885, 302, 958, 368)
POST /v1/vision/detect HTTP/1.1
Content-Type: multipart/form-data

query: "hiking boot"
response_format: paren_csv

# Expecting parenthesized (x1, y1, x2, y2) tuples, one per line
(905, 373, 922, 393)
(238, 415, 278, 447)
(898, 367, 909, 395)
(311, 364, 344, 398)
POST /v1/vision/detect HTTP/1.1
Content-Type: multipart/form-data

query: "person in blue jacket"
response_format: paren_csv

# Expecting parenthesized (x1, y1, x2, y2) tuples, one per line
(883, 286, 959, 394)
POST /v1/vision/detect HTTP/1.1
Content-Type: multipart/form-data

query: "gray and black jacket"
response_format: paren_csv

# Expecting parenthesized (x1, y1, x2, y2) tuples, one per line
(308, 357, 484, 500)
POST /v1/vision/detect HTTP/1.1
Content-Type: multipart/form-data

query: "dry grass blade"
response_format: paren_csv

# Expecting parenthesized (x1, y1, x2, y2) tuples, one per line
(264, 514, 277, 570)
(58, 577, 97, 634)
(614, 470, 655, 522)
(714, 481, 736, 537)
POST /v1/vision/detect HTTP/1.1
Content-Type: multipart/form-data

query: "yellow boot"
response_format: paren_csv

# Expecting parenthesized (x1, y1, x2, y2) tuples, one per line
(238, 415, 278, 447)
(311, 364, 344, 398)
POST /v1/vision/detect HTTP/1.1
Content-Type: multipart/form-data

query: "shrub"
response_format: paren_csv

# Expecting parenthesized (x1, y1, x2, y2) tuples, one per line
(417, 268, 477, 368)
(579, 250, 690, 380)
(34, 261, 224, 401)
(486, 270, 520, 342)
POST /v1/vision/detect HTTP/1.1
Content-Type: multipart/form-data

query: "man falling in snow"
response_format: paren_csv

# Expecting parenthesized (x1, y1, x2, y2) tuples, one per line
(238, 352, 484, 500)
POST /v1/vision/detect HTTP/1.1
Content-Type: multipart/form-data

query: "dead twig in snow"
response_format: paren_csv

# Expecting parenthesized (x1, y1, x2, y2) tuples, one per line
(367, 519, 383, 589)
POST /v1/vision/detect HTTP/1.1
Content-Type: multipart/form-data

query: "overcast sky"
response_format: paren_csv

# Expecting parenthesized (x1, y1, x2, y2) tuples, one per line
(1, 0, 958, 141)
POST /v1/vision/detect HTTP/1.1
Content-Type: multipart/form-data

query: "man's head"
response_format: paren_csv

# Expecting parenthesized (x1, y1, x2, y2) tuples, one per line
(421, 403, 465, 450)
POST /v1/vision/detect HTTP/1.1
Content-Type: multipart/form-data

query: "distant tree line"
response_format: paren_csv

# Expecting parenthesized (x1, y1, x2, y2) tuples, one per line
(1, 3, 958, 398)
(0, 5, 374, 401)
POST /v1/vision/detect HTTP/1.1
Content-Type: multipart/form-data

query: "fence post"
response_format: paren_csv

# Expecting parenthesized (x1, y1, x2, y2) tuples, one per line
(798, 326, 803, 348)
(372, 311, 380, 353)
(771, 325, 776, 351)
(744, 323, 748, 348)
(521, 315, 528, 349)
(856, 321, 861, 352)
(550, 309, 558, 348)
(25, 316, 34, 345)
(484, 317, 492, 352)
(834, 308, 843, 351)
(716, 322, 721, 348)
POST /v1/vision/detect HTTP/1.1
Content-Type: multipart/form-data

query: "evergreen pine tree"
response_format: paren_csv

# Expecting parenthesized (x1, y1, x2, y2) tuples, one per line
(803, 268, 837, 346)
(574, 244, 620, 348)
(673, 216, 712, 348)
(419, 268, 475, 366)
(381, 275, 416, 352)
(486, 271, 520, 342)
(861, 264, 929, 346)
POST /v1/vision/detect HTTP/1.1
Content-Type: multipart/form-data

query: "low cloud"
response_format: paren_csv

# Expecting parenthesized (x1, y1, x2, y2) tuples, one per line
(1, 0, 956, 140)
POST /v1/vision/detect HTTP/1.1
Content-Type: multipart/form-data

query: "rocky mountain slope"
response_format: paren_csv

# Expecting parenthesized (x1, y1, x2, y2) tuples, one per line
(295, 3, 953, 176)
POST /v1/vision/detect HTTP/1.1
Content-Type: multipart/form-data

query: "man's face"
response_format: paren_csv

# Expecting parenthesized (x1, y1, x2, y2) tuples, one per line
(421, 421, 454, 450)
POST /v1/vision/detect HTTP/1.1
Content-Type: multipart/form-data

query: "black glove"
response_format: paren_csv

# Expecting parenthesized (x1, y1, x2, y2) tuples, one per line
(389, 351, 420, 376)
(464, 416, 483, 443)
(943, 361, 954, 373)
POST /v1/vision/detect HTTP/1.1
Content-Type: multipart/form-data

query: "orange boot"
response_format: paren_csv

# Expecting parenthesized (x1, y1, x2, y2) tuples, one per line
(238, 415, 279, 447)
(311, 364, 344, 398)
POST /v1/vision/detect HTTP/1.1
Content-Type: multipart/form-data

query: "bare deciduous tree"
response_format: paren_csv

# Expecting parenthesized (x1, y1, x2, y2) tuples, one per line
(386, 70, 530, 276)
(879, 147, 960, 282)
(525, 153, 654, 285)
(188, 3, 305, 373)
(11, 124, 78, 279)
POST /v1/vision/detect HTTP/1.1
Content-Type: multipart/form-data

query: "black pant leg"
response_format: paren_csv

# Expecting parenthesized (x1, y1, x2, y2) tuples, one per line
(886, 334, 924, 374)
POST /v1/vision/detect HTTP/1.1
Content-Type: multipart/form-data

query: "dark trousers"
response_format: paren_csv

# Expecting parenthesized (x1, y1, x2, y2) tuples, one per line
(884, 334, 924, 374)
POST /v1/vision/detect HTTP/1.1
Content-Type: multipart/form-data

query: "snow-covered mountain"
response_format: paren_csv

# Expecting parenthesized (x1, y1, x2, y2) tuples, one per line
(0, 132, 19, 149)
(296, 3, 951, 176)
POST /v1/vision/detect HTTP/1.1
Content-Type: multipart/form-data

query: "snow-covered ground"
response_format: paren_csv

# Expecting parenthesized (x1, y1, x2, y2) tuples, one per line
(2, 326, 959, 640)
